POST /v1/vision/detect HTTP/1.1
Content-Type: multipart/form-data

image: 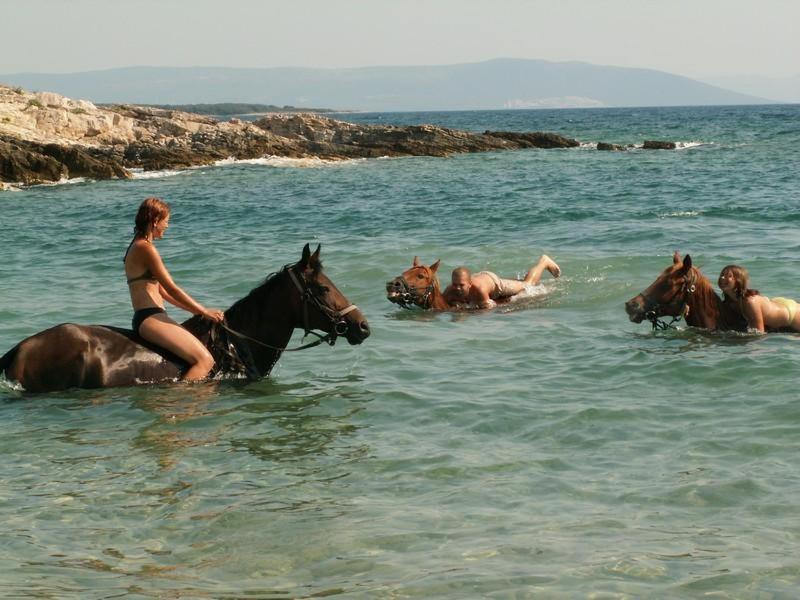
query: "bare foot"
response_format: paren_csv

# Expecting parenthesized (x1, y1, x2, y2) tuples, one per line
(542, 255, 561, 278)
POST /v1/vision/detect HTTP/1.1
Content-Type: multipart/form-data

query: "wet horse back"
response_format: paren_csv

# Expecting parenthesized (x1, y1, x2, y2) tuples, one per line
(7, 323, 183, 392)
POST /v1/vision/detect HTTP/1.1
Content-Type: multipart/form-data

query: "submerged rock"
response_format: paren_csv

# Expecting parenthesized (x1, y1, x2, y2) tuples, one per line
(597, 142, 627, 151)
(643, 140, 677, 150)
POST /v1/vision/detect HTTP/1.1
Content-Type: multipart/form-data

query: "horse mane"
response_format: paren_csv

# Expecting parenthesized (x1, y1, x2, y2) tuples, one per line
(184, 259, 325, 378)
(686, 267, 719, 327)
(226, 259, 322, 317)
(430, 271, 442, 293)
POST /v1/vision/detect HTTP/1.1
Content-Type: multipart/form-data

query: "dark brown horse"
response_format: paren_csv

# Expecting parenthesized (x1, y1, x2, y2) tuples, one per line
(386, 257, 453, 311)
(625, 252, 746, 331)
(1, 245, 370, 392)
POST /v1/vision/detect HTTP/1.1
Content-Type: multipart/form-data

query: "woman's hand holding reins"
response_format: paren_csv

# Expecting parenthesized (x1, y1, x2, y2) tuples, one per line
(201, 308, 225, 323)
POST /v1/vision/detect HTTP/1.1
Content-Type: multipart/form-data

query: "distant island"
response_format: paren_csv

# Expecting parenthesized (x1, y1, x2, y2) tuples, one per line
(0, 59, 771, 111)
(134, 102, 340, 116)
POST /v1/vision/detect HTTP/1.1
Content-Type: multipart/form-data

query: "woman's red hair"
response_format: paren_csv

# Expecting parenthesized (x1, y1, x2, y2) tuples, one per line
(134, 197, 170, 238)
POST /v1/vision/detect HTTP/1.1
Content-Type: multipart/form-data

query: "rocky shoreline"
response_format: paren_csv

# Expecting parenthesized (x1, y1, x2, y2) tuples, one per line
(0, 85, 674, 189)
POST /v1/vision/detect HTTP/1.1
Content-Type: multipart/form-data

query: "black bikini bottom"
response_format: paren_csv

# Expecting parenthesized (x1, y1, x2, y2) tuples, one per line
(132, 307, 166, 335)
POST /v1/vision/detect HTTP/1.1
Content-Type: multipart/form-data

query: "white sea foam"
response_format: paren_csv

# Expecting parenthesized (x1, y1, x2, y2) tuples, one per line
(509, 283, 549, 302)
(659, 210, 700, 218)
(214, 155, 367, 168)
(36, 176, 89, 187)
(0, 377, 24, 392)
(117, 154, 373, 182)
(675, 141, 707, 150)
(129, 168, 188, 180)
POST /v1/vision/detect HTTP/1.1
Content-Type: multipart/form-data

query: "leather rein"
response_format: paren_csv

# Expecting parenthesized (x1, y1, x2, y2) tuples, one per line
(642, 270, 697, 331)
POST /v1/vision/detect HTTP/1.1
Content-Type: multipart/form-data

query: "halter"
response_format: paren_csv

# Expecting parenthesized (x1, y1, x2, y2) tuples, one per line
(387, 277, 436, 309)
(287, 267, 359, 344)
(220, 265, 359, 366)
(643, 269, 697, 331)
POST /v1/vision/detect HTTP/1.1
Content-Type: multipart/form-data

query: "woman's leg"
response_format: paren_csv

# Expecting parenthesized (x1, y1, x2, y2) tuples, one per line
(139, 313, 215, 381)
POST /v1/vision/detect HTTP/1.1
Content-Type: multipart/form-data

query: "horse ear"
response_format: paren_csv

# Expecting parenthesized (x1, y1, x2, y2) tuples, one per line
(412, 256, 420, 267)
(673, 251, 682, 264)
(430, 259, 441, 274)
(300, 243, 311, 267)
(307, 244, 322, 270)
(682, 254, 693, 272)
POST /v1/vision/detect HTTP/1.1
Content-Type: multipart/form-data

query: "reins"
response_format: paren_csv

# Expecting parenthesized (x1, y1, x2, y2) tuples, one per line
(219, 266, 359, 354)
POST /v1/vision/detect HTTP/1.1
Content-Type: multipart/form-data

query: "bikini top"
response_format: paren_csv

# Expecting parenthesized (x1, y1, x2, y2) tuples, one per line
(124, 238, 158, 285)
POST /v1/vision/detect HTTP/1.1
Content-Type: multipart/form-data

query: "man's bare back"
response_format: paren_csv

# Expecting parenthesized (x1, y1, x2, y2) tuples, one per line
(443, 255, 561, 309)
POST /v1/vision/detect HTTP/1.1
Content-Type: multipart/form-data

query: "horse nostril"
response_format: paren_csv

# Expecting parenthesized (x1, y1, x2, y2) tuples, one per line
(360, 322, 371, 336)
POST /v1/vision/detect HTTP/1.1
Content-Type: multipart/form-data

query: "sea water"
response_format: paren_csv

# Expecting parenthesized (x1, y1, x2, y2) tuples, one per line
(0, 104, 799, 597)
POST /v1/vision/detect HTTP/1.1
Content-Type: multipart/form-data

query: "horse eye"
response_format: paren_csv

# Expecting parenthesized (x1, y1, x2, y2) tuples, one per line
(417, 273, 425, 279)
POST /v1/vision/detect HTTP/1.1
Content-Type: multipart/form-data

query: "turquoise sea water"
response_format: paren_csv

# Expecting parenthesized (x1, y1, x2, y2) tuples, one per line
(1, 104, 799, 597)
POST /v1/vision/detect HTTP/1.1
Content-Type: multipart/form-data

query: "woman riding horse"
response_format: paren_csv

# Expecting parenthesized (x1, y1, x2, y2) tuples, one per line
(124, 197, 225, 381)
(1, 245, 370, 392)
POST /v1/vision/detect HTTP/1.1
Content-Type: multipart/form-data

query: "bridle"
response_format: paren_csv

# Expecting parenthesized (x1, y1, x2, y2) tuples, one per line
(642, 269, 697, 331)
(286, 267, 359, 344)
(220, 265, 359, 363)
(386, 275, 436, 309)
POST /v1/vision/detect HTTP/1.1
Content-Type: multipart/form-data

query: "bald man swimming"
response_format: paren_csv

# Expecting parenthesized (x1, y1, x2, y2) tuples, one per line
(443, 255, 561, 309)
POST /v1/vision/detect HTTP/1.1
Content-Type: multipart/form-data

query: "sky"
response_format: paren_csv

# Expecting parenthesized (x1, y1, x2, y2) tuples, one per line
(2, 0, 798, 80)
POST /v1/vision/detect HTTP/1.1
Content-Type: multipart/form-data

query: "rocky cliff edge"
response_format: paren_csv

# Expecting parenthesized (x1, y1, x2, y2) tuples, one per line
(0, 85, 579, 187)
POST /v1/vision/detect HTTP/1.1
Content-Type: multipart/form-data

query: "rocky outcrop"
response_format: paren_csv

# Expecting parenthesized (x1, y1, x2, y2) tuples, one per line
(597, 142, 628, 151)
(0, 85, 588, 186)
(643, 140, 677, 150)
(483, 131, 579, 149)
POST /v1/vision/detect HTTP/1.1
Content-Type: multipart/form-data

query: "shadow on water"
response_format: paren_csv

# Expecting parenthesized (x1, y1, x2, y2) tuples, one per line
(1, 374, 370, 476)
(629, 325, 788, 354)
(123, 376, 369, 470)
(383, 293, 556, 322)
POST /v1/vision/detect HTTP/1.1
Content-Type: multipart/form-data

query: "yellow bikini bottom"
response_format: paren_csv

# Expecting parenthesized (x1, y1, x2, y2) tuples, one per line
(771, 297, 798, 323)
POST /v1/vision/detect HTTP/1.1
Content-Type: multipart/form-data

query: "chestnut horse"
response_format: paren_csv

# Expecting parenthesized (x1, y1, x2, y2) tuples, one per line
(386, 257, 452, 310)
(625, 252, 746, 332)
(1, 245, 370, 392)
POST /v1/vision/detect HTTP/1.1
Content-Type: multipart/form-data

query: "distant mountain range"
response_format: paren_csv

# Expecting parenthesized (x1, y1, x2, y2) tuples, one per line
(0, 58, 775, 111)
(702, 74, 800, 104)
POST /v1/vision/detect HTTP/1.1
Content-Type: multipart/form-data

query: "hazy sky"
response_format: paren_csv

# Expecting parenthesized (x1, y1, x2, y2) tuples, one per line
(3, 0, 798, 79)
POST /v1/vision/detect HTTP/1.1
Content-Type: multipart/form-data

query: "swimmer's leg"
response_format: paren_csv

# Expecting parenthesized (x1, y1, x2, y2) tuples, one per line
(523, 254, 561, 285)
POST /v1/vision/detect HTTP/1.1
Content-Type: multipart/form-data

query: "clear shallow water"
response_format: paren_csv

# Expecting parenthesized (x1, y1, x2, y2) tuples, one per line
(1, 104, 799, 597)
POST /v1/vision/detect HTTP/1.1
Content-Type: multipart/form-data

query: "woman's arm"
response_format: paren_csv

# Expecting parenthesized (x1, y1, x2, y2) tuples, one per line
(143, 244, 222, 320)
(742, 296, 765, 332)
(158, 285, 193, 313)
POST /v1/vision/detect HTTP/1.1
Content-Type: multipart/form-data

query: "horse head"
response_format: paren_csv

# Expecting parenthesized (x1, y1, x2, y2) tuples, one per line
(289, 244, 370, 345)
(386, 256, 442, 309)
(625, 251, 699, 327)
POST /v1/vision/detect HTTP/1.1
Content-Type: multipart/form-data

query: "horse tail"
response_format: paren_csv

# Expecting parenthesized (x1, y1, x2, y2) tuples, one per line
(0, 344, 19, 375)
